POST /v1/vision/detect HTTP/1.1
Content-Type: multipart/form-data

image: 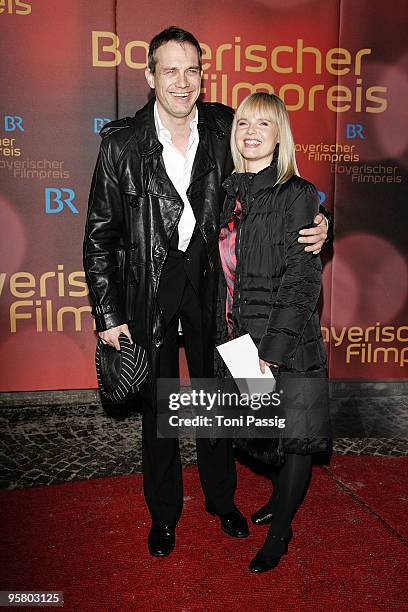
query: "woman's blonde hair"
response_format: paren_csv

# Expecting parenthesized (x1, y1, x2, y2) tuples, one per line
(231, 92, 299, 184)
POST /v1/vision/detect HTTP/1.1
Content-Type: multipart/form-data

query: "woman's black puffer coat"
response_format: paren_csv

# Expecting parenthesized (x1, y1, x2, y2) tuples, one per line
(215, 158, 331, 462)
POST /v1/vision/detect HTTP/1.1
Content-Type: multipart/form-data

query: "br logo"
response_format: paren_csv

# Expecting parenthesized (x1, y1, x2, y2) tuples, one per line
(93, 117, 112, 133)
(346, 124, 364, 139)
(4, 115, 24, 132)
(318, 191, 326, 205)
(45, 188, 78, 214)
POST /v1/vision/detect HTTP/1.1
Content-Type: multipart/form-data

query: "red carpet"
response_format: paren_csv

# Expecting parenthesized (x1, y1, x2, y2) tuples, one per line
(1, 456, 407, 611)
(323, 455, 408, 540)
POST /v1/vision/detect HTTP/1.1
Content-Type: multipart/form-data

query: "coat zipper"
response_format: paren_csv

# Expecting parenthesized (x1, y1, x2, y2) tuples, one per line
(235, 201, 247, 324)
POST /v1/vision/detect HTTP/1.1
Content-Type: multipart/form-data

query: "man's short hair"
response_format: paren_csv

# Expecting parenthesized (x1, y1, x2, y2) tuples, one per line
(148, 26, 202, 73)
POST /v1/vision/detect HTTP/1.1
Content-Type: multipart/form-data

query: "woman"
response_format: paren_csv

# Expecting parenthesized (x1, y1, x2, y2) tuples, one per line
(217, 92, 331, 573)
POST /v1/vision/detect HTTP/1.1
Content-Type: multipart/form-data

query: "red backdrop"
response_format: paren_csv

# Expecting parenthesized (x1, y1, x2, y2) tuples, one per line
(0, 0, 407, 391)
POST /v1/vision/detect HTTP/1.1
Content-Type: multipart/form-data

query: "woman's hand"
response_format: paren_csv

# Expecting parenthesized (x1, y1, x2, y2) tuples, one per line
(259, 359, 279, 374)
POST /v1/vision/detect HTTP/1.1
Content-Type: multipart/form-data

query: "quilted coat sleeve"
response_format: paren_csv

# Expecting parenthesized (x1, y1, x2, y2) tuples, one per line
(258, 181, 322, 367)
(83, 139, 126, 332)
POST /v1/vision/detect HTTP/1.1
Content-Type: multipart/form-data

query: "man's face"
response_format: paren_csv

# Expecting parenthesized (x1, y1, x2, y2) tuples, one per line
(145, 40, 202, 122)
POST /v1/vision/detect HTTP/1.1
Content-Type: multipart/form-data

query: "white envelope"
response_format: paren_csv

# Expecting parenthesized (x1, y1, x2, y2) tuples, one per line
(216, 333, 276, 395)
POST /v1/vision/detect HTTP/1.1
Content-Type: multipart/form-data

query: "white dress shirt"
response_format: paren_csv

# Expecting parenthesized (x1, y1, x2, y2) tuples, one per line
(154, 102, 199, 252)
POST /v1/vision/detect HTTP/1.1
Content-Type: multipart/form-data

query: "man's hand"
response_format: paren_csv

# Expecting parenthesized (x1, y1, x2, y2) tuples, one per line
(99, 324, 132, 351)
(259, 358, 279, 374)
(298, 213, 328, 255)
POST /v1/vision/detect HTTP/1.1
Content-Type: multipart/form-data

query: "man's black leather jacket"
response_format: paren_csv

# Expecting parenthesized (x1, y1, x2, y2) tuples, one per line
(83, 97, 234, 372)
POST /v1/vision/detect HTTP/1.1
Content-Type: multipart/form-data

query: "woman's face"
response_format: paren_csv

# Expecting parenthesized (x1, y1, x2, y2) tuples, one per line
(235, 114, 279, 173)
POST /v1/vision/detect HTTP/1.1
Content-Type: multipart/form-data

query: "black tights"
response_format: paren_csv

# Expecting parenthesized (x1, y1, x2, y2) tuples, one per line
(262, 453, 312, 546)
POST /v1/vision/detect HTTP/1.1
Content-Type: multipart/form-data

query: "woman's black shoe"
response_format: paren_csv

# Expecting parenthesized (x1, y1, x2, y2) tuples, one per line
(249, 552, 282, 573)
(251, 503, 274, 525)
(248, 530, 292, 574)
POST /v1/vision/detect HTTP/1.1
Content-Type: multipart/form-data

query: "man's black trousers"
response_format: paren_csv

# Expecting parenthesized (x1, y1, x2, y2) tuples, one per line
(142, 243, 237, 527)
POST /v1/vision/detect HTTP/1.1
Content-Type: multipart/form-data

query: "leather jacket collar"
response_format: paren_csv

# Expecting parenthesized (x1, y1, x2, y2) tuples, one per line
(133, 97, 228, 157)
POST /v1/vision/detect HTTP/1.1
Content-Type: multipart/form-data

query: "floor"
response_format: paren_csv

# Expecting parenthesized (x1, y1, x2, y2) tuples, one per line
(1, 393, 407, 489)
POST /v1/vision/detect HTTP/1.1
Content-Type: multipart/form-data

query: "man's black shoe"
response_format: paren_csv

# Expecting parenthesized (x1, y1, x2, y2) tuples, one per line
(206, 505, 250, 538)
(147, 525, 175, 557)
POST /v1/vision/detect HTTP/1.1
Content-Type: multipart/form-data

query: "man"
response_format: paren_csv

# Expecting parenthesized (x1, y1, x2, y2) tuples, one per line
(83, 27, 328, 558)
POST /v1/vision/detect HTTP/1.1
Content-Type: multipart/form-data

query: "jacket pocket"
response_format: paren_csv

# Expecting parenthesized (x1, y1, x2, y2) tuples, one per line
(129, 261, 146, 286)
(114, 247, 126, 292)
